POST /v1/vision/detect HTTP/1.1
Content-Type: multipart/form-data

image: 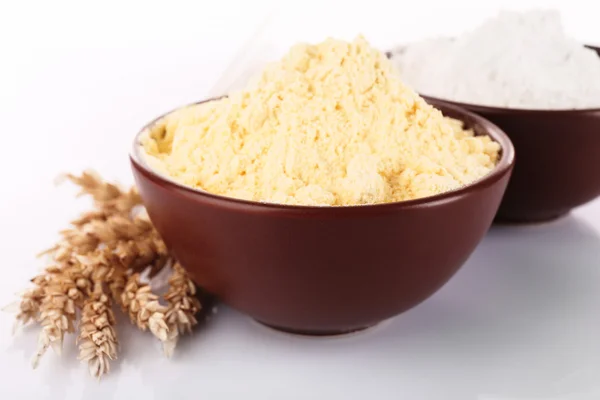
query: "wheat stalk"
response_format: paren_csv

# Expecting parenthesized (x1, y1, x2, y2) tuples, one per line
(32, 263, 91, 368)
(162, 262, 202, 357)
(61, 171, 141, 214)
(121, 273, 170, 343)
(6, 170, 205, 378)
(77, 283, 118, 379)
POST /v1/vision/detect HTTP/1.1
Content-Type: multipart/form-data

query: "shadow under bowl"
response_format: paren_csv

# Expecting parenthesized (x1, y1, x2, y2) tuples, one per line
(421, 46, 600, 223)
(130, 98, 514, 335)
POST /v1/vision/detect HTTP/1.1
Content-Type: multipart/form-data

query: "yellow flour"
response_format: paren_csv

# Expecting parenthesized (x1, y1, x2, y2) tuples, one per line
(141, 36, 500, 206)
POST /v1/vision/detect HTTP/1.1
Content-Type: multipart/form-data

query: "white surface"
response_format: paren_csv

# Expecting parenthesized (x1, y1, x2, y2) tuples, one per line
(1, 1, 600, 399)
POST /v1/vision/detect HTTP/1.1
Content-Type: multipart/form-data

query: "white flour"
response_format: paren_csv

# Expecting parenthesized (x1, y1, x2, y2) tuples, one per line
(390, 10, 600, 109)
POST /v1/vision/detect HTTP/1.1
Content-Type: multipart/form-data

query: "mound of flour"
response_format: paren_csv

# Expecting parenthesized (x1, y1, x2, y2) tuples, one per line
(390, 10, 600, 109)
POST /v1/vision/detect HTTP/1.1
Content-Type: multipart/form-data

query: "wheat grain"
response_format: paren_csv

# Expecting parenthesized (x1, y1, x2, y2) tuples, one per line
(7, 286, 44, 334)
(121, 273, 170, 342)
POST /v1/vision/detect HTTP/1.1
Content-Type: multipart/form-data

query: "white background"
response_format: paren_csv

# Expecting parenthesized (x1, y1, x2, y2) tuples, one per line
(1, 0, 599, 399)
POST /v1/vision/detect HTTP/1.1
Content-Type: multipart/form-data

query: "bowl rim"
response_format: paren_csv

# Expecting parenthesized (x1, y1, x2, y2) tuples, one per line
(387, 44, 600, 114)
(130, 97, 515, 213)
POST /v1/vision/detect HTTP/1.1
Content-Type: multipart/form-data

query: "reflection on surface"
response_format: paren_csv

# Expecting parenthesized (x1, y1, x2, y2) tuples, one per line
(6, 215, 600, 399)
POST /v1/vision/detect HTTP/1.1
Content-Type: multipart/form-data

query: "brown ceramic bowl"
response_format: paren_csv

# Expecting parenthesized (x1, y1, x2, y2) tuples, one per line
(130, 98, 514, 336)
(419, 46, 600, 223)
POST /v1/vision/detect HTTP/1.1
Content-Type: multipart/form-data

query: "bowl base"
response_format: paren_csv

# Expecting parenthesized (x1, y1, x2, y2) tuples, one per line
(254, 320, 377, 337)
(493, 211, 570, 226)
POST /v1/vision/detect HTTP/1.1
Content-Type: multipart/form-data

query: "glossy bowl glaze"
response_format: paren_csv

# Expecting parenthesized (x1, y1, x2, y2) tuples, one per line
(420, 46, 600, 223)
(130, 99, 514, 335)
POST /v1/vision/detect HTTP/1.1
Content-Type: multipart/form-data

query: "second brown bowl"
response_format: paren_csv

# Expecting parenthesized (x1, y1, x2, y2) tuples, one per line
(422, 46, 600, 223)
(130, 99, 514, 336)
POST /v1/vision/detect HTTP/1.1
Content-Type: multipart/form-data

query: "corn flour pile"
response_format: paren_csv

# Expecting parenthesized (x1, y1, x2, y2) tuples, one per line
(142, 36, 500, 206)
(390, 10, 600, 109)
